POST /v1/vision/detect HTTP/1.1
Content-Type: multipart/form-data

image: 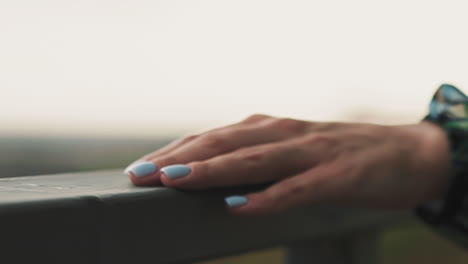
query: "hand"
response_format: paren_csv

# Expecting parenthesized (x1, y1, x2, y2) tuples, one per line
(125, 114, 451, 215)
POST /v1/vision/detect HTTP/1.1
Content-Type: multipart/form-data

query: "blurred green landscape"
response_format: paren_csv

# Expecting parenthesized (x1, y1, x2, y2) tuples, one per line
(2, 136, 468, 263)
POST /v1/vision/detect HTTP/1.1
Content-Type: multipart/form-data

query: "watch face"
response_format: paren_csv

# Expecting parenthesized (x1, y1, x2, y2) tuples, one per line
(430, 84, 468, 121)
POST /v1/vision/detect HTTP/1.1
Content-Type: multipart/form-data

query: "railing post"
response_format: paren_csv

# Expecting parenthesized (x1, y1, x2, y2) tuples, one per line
(287, 230, 380, 264)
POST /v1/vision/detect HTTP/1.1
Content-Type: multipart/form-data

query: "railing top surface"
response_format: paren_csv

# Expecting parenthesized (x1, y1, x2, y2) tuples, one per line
(0, 169, 162, 207)
(0, 170, 412, 264)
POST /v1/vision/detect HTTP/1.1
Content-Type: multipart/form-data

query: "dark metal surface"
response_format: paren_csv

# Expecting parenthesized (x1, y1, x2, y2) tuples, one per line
(0, 170, 411, 264)
(287, 230, 380, 264)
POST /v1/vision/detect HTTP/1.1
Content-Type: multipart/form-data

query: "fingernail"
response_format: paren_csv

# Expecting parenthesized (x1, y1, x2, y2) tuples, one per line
(124, 160, 146, 174)
(127, 161, 158, 178)
(225, 195, 248, 208)
(161, 164, 192, 179)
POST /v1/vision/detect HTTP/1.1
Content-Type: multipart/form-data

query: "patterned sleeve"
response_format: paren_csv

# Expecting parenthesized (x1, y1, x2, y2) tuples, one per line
(416, 84, 468, 249)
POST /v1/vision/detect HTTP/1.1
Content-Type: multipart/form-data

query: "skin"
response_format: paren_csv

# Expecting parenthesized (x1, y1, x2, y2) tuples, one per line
(128, 114, 451, 216)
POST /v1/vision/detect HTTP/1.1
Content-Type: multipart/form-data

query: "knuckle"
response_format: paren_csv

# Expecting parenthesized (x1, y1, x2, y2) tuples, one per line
(268, 118, 307, 133)
(182, 134, 199, 143)
(189, 161, 220, 188)
(303, 133, 337, 147)
(242, 114, 271, 124)
(238, 147, 271, 164)
(307, 122, 336, 132)
(191, 161, 210, 178)
(283, 182, 307, 196)
(260, 190, 288, 214)
(258, 192, 277, 210)
(200, 133, 226, 149)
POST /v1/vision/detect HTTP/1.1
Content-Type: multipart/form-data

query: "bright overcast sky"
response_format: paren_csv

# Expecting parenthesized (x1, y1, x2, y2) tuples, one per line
(1, 0, 467, 137)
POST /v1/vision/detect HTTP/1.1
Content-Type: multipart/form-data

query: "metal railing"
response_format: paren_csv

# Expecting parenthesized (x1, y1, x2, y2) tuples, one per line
(0, 170, 412, 264)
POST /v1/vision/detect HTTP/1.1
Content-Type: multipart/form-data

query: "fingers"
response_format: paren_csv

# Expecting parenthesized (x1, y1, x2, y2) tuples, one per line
(142, 135, 200, 160)
(126, 115, 272, 186)
(129, 116, 311, 186)
(225, 165, 344, 216)
(124, 135, 199, 185)
(154, 117, 310, 165)
(142, 114, 272, 161)
(159, 139, 317, 189)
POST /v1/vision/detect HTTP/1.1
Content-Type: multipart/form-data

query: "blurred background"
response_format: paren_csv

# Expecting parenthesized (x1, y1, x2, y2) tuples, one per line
(1, 0, 468, 263)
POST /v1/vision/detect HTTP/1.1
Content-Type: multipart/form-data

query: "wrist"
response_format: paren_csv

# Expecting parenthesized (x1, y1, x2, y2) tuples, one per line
(402, 121, 451, 202)
(414, 84, 468, 249)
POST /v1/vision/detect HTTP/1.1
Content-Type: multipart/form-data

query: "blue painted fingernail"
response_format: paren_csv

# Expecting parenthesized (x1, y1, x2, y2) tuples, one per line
(161, 164, 192, 179)
(225, 196, 248, 208)
(124, 160, 145, 174)
(128, 162, 158, 178)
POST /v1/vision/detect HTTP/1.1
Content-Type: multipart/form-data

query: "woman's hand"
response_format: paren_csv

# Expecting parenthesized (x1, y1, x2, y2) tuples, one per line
(125, 114, 451, 215)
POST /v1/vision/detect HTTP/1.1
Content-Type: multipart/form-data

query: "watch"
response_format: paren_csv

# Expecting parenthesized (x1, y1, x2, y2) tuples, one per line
(416, 84, 468, 248)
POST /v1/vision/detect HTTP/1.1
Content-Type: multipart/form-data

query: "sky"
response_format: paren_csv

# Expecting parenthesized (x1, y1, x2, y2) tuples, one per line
(1, 0, 467, 137)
